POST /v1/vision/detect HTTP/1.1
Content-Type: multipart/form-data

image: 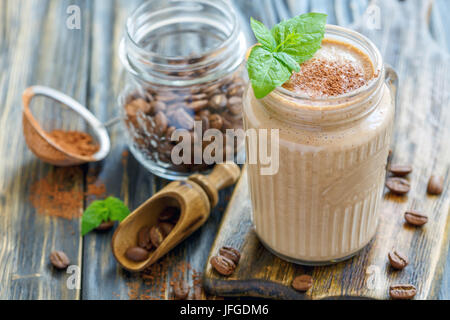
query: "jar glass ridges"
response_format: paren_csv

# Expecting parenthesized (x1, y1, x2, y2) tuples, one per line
(119, 0, 247, 180)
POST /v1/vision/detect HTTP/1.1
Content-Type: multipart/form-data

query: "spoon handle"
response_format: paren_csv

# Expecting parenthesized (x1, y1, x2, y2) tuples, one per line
(207, 163, 241, 191)
(188, 163, 241, 207)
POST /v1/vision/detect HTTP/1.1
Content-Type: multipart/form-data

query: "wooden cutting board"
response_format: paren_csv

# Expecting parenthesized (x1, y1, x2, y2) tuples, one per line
(203, 165, 449, 300)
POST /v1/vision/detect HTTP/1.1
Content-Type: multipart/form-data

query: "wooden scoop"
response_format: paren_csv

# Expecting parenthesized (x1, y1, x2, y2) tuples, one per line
(112, 163, 241, 272)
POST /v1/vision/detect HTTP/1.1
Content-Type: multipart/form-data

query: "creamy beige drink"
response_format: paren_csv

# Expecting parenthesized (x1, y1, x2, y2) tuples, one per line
(243, 26, 395, 264)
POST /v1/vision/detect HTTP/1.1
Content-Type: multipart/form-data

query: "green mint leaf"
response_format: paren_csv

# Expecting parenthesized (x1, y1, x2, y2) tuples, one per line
(250, 17, 276, 50)
(81, 201, 108, 236)
(273, 52, 300, 73)
(81, 197, 130, 236)
(247, 46, 292, 99)
(104, 197, 130, 222)
(272, 13, 327, 64)
(247, 13, 327, 98)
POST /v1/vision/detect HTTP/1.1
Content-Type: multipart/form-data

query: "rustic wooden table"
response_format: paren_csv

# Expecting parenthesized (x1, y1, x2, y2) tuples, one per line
(0, 0, 448, 300)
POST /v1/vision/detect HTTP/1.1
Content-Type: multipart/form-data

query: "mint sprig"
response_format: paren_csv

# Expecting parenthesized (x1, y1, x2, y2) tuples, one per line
(247, 13, 327, 99)
(81, 197, 130, 235)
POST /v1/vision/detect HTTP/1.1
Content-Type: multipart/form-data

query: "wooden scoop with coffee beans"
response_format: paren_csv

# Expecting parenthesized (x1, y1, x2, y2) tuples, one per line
(112, 163, 240, 272)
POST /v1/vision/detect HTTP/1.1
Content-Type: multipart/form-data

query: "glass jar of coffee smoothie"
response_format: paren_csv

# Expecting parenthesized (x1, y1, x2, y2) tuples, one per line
(243, 25, 397, 265)
(119, 0, 247, 180)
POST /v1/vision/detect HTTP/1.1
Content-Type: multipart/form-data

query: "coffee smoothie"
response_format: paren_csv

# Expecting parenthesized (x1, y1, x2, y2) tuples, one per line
(243, 26, 395, 264)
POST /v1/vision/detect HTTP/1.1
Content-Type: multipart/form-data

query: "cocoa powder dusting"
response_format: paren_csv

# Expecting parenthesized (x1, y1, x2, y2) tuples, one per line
(47, 130, 99, 157)
(29, 167, 84, 220)
(124, 255, 207, 300)
(283, 58, 371, 97)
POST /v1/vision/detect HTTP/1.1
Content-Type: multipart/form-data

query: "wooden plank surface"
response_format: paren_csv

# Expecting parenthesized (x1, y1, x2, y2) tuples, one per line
(204, 0, 450, 300)
(0, 0, 91, 299)
(0, 0, 448, 300)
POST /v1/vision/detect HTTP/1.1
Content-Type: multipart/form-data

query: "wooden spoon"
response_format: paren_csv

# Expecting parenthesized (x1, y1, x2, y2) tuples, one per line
(112, 163, 241, 272)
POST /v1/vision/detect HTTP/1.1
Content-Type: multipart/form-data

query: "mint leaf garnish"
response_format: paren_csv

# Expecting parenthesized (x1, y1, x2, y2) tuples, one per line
(81, 197, 130, 236)
(247, 13, 327, 99)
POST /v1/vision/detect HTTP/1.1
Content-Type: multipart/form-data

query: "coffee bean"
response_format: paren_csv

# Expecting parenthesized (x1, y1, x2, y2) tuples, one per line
(388, 250, 409, 270)
(204, 83, 221, 95)
(130, 98, 152, 115)
(150, 100, 166, 114)
(154, 111, 168, 135)
(150, 226, 164, 248)
(137, 226, 153, 250)
(188, 93, 208, 101)
(209, 114, 223, 130)
(292, 274, 313, 292)
(159, 222, 175, 237)
(156, 93, 180, 102)
(227, 84, 244, 97)
(389, 164, 412, 177)
(210, 255, 236, 276)
(188, 100, 208, 112)
(95, 221, 115, 231)
(427, 175, 444, 195)
(165, 126, 176, 141)
(228, 96, 242, 107)
(389, 284, 416, 300)
(210, 94, 227, 110)
(219, 246, 241, 265)
(228, 104, 242, 116)
(173, 280, 189, 300)
(385, 177, 410, 195)
(198, 109, 210, 118)
(172, 108, 194, 131)
(201, 115, 210, 133)
(50, 251, 70, 270)
(159, 207, 180, 222)
(404, 210, 428, 226)
(125, 247, 149, 262)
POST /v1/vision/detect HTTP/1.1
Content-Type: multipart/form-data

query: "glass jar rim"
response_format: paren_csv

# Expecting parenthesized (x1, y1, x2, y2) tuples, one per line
(120, 0, 246, 87)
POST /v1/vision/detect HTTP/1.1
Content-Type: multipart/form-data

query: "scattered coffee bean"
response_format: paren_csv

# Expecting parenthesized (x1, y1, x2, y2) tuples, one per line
(173, 280, 189, 300)
(388, 250, 409, 270)
(50, 251, 70, 270)
(427, 175, 444, 195)
(137, 226, 153, 250)
(95, 220, 115, 231)
(150, 225, 164, 248)
(210, 255, 236, 276)
(404, 210, 428, 226)
(125, 247, 149, 262)
(159, 222, 175, 237)
(219, 246, 241, 265)
(292, 274, 313, 292)
(388, 164, 412, 177)
(385, 177, 410, 195)
(389, 284, 417, 300)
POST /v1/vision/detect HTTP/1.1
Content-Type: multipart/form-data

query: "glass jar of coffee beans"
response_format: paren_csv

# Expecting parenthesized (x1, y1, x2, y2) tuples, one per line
(118, 0, 247, 180)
